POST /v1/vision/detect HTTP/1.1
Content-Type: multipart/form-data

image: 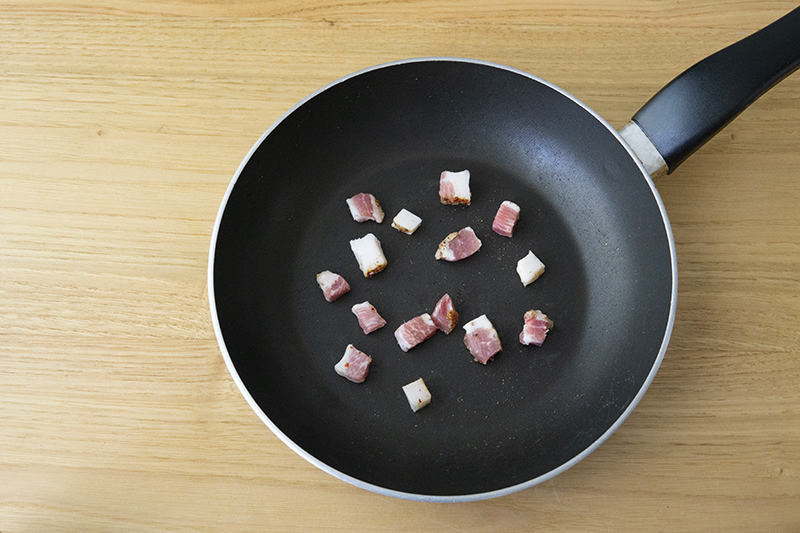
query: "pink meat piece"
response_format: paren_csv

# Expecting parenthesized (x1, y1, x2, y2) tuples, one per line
(435, 227, 482, 261)
(394, 313, 437, 352)
(316, 270, 350, 302)
(334, 344, 372, 383)
(431, 293, 458, 334)
(519, 310, 553, 346)
(351, 301, 387, 334)
(346, 192, 384, 223)
(463, 315, 502, 364)
(492, 200, 520, 237)
(439, 177, 454, 200)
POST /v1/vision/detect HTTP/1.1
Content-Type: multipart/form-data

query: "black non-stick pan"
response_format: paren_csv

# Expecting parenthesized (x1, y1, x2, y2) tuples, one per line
(209, 8, 799, 501)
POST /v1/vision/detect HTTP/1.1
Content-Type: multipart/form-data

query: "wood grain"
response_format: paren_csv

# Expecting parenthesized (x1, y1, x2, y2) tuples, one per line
(2, 1, 799, 531)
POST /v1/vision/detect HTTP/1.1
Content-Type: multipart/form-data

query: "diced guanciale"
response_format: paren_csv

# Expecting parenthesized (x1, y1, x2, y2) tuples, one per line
(394, 314, 437, 352)
(439, 170, 471, 205)
(463, 314, 502, 364)
(346, 192, 384, 223)
(334, 344, 373, 383)
(350, 233, 388, 277)
(435, 227, 482, 261)
(492, 200, 520, 237)
(316, 270, 350, 302)
(519, 309, 553, 347)
(431, 293, 458, 334)
(351, 301, 387, 334)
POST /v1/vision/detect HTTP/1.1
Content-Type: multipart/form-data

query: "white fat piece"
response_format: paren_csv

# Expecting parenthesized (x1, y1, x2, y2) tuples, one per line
(316, 270, 337, 290)
(442, 170, 471, 204)
(402, 378, 431, 412)
(333, 345, 355, 378)
(349, 233, 388, 277)
(516, 250, 545, 286)
(391, 208, 422, 234)
(500, 200, 520, 215)
(463, 314, 493, 335)
(434, 231, 458, 261)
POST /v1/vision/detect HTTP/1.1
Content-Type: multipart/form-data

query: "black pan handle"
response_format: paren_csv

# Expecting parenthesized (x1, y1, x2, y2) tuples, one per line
(631, 6, 800, 174)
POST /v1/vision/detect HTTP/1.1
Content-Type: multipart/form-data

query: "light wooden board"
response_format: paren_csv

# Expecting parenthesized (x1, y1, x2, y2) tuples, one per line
(2, 1, 799, 531)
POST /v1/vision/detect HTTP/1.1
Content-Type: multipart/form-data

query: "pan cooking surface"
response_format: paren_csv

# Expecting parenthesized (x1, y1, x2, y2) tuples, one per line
(210, 60, 675, 499)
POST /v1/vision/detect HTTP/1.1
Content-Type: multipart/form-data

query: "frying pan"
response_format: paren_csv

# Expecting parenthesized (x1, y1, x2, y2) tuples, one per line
(209, 8, 800, 501)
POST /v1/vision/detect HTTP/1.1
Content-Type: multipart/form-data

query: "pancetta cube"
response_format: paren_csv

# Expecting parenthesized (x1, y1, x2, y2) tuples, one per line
(391, 208, 422, 235)
(402, 378, 431, 412)
(519, 309, 553, 346)
(351, 301, 386, 334)
(431, 293, 458, 334)
(346, 192, 384, 223)
(439, 170, 471, 205)
(334, 344, 373, 383)
(463, 314, 502, 364)
(350, 233, 388, 277)
(435, 227, 482, 261)
(516, 250, 545, 286)
(394, 314, 437, 352)
(492, 200, 520, 237)
(316, 270, 350, 302)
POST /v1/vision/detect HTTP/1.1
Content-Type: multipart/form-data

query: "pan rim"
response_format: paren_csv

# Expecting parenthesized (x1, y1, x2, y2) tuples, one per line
(207, 56, 678, 502)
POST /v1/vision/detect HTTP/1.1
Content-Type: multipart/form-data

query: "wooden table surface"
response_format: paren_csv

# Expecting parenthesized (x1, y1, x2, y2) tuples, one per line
(2, 1, 799, 530)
